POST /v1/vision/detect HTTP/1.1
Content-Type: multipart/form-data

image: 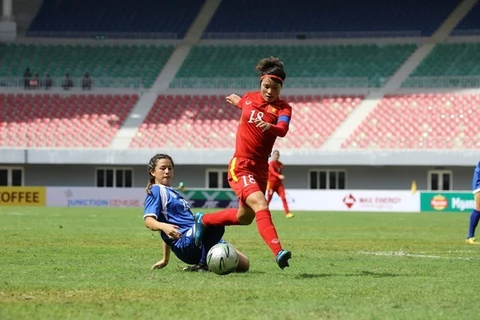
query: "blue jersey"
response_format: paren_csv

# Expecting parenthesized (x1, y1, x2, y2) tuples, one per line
(473, 162, 480, 194)
(144, 184, 195, 242)
(143, 184, 226, 265)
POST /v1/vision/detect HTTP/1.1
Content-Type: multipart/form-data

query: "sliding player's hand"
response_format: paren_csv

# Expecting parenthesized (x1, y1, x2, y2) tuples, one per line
(164, 225, 182, 240)
(151, 259, 169, 270)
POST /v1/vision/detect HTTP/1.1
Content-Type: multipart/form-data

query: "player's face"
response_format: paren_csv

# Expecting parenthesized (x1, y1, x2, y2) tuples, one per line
(151, 158, 174, 186)
(272, 151, 280, 160)
(260, 78, 282, 103)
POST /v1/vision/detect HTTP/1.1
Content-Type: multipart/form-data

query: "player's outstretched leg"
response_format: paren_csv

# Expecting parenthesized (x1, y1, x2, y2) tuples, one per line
(275, 249, 292, 270)
(194, 212, 205, 247)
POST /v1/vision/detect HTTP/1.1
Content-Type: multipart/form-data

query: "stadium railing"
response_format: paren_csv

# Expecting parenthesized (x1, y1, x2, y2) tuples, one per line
(341, 136, 480, 149)
(3, 136, 478, 150)
(450, 29, 480, 36)
(169, 77, 370, 89)
(201, 31, 422, 40)
(401, 76, 480, 88)
(0, 77, 144, 89)
(25, 31, 178, 40)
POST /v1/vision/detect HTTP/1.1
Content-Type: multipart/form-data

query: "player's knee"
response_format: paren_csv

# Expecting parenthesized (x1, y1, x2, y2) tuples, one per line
(246, 193, 268, 211)
(237, 207, 255, 225)
(475, 193, 480, 210)
(238, 212, 255, 225)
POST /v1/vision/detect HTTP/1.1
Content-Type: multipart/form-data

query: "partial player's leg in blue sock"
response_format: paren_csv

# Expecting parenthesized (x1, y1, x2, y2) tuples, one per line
(467, 209, 480, 238)
(199, 226, 225, 264)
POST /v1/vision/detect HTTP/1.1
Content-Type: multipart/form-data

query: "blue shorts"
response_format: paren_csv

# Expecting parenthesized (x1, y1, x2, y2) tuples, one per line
(168, 226, 226, 265)
(472, 162, 480, 194)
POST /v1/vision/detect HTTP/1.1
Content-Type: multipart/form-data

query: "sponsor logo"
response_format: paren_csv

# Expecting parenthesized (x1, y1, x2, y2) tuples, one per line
(0, 187, 46, 206)
(430, 195, 448, 211)
(343, 194, 356, 208)
(64, 189, 140, 207)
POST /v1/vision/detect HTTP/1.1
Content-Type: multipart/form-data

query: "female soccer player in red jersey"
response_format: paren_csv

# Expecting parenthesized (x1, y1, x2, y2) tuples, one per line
(194, 57, 292, 269)
(266, 150, 294, 219)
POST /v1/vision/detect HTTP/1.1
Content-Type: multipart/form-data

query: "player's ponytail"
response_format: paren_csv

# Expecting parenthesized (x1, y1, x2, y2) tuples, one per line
(146, 153, 175, 194)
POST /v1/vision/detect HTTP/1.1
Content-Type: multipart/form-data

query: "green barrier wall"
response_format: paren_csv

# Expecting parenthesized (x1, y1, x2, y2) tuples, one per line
(420, 192, 474, 212)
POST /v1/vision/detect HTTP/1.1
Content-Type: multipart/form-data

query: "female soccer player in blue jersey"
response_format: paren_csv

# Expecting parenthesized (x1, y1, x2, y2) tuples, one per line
(466, 162, 480, 244)
(143, 153, 250, 271)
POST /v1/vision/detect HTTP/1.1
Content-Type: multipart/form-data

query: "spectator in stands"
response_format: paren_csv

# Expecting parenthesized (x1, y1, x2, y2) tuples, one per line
(30, 73, 40, 90)
(466, 163, 480, 244)
(23, 67, 32, 89)
(82, 72, 92, 90)
(194, 56, 293, 270)
(266, 150, 294, 219)
(44, 73, 52, 90)
(62, 73, 73, 90)
(144, 153, 249, 272)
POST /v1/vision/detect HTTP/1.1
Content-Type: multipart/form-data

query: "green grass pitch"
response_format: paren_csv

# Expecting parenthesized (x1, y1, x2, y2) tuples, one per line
(1, 207, 479, 320)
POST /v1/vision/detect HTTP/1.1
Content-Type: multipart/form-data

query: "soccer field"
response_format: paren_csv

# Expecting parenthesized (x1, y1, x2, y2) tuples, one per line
(1, 207, 479, 320)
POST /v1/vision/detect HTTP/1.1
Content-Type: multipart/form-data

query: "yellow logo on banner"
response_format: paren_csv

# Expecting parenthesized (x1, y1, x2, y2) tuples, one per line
(0, 187, 46, 206)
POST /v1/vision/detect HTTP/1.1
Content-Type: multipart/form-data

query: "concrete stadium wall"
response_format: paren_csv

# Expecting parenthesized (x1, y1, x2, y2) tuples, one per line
(9, 163, 474, 191)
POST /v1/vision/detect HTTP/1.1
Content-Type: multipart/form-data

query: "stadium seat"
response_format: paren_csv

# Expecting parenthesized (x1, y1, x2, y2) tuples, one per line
(451, 1, 480, 35)
(342, 93, 480, 149)
(402, 43, 480, 88)
(203, 0, 461, 38)
(0, 43, 174, 88)
(0, 93, 138, 148)
(27, 0, 205, 39)
(130, 95, 364, 149)
(171, 44, 416, 89)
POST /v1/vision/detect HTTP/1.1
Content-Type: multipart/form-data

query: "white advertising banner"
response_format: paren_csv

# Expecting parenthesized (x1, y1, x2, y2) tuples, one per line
(47, 187, 145, 207)
(268, 190, 420, 212)
(46, 187, 420, 212)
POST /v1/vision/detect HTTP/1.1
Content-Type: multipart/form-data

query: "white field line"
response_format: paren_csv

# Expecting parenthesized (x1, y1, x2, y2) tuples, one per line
(357, 250, 474, 261)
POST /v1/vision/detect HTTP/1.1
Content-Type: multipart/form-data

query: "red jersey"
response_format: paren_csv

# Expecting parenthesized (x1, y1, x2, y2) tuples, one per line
(234, 91, 292, 162)
(268, 160, 284, 184)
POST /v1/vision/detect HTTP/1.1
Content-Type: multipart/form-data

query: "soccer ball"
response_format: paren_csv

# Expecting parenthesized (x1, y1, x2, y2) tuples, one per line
(206, 243, 239, 275)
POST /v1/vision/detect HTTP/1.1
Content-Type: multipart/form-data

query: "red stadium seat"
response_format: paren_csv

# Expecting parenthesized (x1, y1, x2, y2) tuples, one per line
(342, 93, 480, 149)
(131, 94, 364, 149)
(0, 93, 138, 148)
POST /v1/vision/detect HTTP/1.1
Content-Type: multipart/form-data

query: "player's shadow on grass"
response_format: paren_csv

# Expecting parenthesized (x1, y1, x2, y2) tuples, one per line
(296, 271, 404, 279)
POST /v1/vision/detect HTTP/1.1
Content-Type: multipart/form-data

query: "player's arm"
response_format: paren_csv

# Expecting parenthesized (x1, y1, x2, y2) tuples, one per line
(152, 241, 171, 270)
(144, 216, 181, 239)
(226, 94, 242, 108)
(144, 186, 182, 239)
(269, 161, 280, 178)
(255, 106, 292, 137)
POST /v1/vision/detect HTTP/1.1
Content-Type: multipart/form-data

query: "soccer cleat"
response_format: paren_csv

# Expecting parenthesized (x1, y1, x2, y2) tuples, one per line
(285, 213, 295, 219)
(194, 212, 205, 247)
(276, 249, 292, 270)
(465, 237, 480, 244)
(183, 263, 209, 272)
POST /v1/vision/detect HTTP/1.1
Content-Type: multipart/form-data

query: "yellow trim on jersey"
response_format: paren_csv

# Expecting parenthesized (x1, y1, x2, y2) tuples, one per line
(266, 181, 270, 190)
(229, 157, 238, 182)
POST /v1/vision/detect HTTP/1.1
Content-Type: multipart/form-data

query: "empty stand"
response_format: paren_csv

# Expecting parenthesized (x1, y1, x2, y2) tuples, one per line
(0, 43, 174, 88)
(203, 0, 461, 38)
(451, 1, 480, 35)
(27, 0, 205, 39)
(131, 95, 363, 149)
(172, 44, 416, 88)
(342, 93, 480, 149)
(0, 94, 138, 148)
(403, 43, 480, 88)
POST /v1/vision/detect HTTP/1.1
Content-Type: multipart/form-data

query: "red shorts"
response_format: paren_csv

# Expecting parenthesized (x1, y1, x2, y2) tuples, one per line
(267, 180, 283, 192)
(228, 157, 268, 206)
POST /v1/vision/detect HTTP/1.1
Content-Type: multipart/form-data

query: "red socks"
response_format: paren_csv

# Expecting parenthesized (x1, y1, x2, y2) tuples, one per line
(255, 209, 282, 256)
(202, 208, 283, 256)
(202, 208, 240, 226)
